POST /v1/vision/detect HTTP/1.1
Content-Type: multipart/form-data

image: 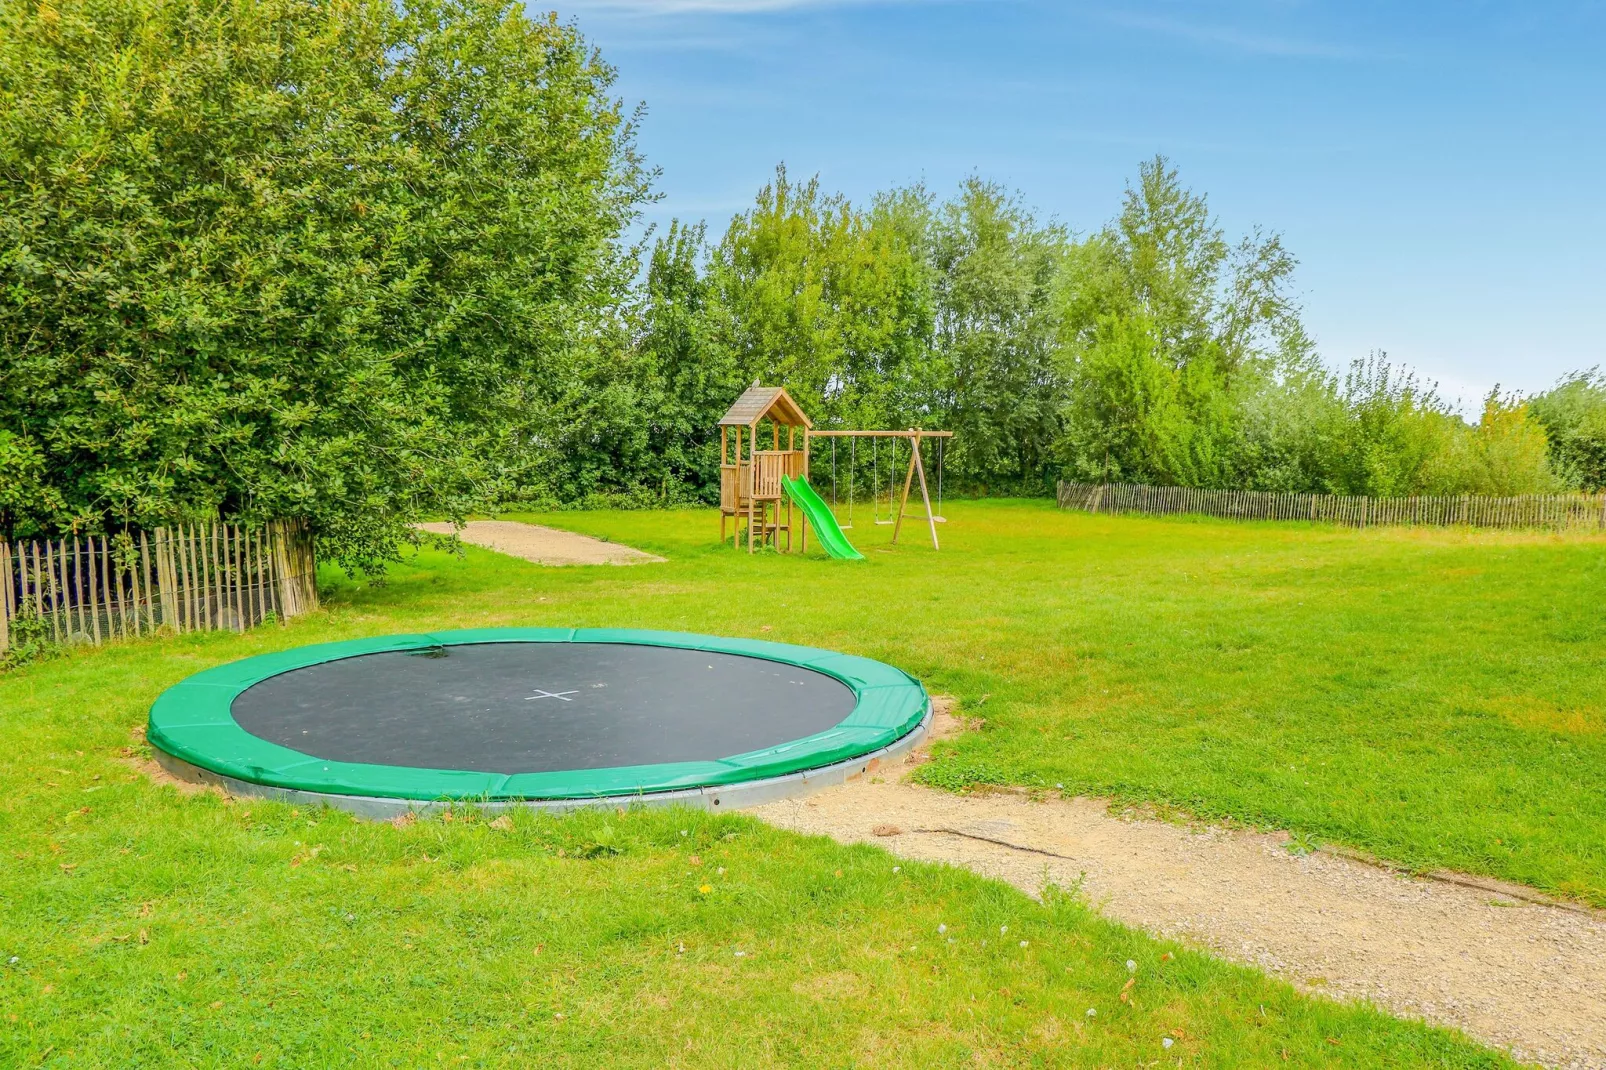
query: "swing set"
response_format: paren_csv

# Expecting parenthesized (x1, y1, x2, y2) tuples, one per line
(717, 383, 952, 555)
(813, 429, 951, 549)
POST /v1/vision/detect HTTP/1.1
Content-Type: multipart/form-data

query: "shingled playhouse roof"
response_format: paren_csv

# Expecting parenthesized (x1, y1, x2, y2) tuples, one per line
(717, 385, 812, 428)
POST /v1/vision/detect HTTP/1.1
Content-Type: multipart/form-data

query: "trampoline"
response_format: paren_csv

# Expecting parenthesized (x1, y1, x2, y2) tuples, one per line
(148, 628, 930, 817)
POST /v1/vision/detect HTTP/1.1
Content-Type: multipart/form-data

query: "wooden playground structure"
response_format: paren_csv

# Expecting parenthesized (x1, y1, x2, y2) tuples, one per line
(718, 384, 952, 554)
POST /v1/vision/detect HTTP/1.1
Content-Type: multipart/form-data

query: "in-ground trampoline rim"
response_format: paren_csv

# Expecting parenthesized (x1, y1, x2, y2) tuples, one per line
(148, 627, 931, 815)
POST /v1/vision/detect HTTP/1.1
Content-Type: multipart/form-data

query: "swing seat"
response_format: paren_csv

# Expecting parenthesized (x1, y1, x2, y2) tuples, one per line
(873, 519, 894, 526)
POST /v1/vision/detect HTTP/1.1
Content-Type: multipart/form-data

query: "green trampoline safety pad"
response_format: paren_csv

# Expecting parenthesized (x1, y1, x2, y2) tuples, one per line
(148, 628, 930, 802)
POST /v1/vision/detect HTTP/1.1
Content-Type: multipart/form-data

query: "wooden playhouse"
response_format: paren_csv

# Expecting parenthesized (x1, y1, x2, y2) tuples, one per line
(719, 383, 812, 552)
(717, 383, 952, 555)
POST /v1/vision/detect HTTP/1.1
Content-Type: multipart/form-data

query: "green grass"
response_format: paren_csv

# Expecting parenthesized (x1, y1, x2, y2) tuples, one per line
(3, 499, 1596, 1066)
(494, 501, 1606, 904)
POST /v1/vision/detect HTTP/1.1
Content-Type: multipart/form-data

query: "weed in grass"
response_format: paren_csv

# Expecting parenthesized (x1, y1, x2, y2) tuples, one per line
(1286, 831, 1322, 857)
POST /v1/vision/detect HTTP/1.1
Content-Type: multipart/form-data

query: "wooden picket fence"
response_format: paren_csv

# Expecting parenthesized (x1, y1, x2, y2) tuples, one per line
(1057, 481, 1606, 532)
(0, 520, 317, 654)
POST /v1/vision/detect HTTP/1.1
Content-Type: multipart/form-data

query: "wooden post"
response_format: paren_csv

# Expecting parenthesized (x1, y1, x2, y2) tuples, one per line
(106, 536, 124, 639)
(87, 536, 102, 643)
(236, 526, 249, 626)
(0, 541, 10, 653)
(257, 527, 270, 623)
(167, 526, 180, 630)
(210, 521, 224, 630)
(162, 528, 178, 630)
(744, 425, 755, 553)
(298, 521, 318, 610)
(132, 531, 147, 636)
(171, 526, 185, 631)
(799, 430, 809, 553)
(270, 522, 288, 618)
(911, 433, 939, 550)
(248, 527, 262, 625)
(182, 525, 198, 631)
(196, 523, 210, 629)
(164, 527, 177, 631)
(262, 523, 279, 620)
(235, 524, 247, 629)
(43, 541, 60, 643)
(31, 542, 48, 640)
(68, 538, 82, 638)
(229, 524, 242, 630)
(891, 431, 919, 545)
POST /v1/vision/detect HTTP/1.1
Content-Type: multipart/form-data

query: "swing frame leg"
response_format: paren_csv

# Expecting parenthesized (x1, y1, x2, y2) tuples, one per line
(890, 431, 940, 550)
(913, 441, 939, 550)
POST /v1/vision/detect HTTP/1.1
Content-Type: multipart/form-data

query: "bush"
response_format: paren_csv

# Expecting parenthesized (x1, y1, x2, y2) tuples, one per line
(0, 0, 648, 570)
(1530, 370, 1606, 492)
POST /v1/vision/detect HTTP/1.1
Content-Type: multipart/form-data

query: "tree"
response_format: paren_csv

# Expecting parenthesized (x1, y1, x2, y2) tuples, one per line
(0, 0, 649, 569)
(1054, 157, 1313, 489)
(706, 166, 933, 431)
(930, 178, 1065, 492)
(1529, 370, 1606, 491)
(1457, 391, 1560, 496)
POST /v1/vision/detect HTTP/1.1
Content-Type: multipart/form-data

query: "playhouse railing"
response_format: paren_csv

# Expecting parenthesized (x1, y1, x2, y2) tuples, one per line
(746, 451, 794, 500)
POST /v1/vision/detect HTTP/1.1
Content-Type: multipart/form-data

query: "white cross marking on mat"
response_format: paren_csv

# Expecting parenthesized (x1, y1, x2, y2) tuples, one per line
(525, 689, 579, 702)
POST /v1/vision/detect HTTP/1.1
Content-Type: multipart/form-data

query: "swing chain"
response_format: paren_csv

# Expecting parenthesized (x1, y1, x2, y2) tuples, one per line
(830, 437, 837, 510)
(872, 436, 879, 523)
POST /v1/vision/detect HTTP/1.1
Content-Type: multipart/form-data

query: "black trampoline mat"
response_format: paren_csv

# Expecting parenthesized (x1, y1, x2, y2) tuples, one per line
(229, 642, 858, 774)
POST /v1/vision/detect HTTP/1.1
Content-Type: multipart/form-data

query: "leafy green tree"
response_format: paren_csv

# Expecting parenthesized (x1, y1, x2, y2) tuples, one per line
(1054, 157, 1311, 489)
(1323, 356, 1460, 496)
(537, 219, 742, 506)
(706, 166, 934, 432)
(1529, 370, 1606, 491)
(1228, 358, 1348, 492)
(929, 178, 1065, 492)
(1457, 391, 1561, 495)
(1057, 314, 1239, 486)
(0, 0, 648, 568)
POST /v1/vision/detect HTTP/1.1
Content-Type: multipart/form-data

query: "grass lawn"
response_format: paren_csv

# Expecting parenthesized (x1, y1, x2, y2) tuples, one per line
(509, 501, 1605, 904)
(3, 499, 1595, 1066)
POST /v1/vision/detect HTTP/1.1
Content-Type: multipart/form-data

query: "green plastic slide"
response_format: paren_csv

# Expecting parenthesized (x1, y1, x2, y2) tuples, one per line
(781, 475, 865, 560)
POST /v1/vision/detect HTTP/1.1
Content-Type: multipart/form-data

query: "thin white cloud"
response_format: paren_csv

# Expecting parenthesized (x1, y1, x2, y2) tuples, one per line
(1101, 10, 1379, 61)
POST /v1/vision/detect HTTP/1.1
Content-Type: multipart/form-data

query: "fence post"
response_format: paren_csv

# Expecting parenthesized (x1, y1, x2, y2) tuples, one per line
(273, 522, 297, 619)
(0, 541, 10, 654)
(295, 520, 319, 613)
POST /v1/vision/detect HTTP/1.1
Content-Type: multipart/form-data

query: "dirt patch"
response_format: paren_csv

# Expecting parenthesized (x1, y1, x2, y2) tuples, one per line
(415, 520, 665, 567)
(130, 755, 218, 797)
(119, 728, 220, 799)
(749, 704, 1606, 1070)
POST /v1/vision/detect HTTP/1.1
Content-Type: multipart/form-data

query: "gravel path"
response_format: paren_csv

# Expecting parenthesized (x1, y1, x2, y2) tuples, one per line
(750, 709, 1606, 1069)
(415, 520, 664, 566)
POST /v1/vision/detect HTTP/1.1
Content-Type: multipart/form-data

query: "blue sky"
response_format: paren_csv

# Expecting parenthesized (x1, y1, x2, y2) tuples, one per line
(560, 0, 1604, 410)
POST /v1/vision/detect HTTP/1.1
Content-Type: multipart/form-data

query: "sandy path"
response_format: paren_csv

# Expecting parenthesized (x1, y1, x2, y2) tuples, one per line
(415, 520, 664, 566)
(750, 712, 1606, 1069)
